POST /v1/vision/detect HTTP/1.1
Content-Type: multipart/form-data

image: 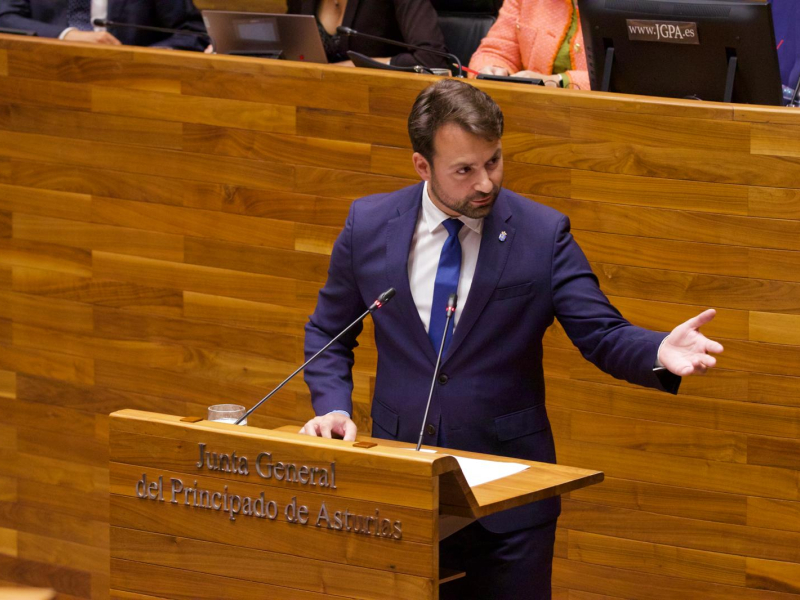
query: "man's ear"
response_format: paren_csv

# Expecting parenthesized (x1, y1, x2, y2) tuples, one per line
(412, 152, 432, 181)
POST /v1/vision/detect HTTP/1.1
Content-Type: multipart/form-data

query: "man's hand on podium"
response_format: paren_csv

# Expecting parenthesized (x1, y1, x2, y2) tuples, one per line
(299, 412, 358, 441)
(658, 309, 724, 376)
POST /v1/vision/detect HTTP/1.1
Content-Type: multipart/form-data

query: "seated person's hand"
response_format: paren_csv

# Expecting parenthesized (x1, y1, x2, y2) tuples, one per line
(63, 30, 121, 45)
(335, 57, 390, 67)
(513, 70, 562, 86)
(479, 65, 510, 77)
(299, 412, 358, 441)
(204, 44, 214, 54)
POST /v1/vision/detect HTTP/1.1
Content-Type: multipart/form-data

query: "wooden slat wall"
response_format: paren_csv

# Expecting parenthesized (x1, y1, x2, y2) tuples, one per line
(0, 35, 799, 600)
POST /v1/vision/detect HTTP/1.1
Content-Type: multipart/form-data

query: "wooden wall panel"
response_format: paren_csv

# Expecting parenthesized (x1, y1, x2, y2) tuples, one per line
(0, 103, 184, 149)
(0, 34, 799, 599)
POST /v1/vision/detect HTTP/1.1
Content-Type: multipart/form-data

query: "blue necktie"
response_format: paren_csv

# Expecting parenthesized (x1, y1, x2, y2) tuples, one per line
(429, 219, 463, 353)
(68, 0, 93, 31)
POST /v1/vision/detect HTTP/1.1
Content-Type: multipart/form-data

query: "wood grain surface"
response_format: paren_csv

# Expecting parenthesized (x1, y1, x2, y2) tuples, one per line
(1, 33, 799, 599)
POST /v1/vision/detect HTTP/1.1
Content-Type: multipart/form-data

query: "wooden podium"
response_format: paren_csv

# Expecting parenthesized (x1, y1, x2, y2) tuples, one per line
(109, 410, 603, 599)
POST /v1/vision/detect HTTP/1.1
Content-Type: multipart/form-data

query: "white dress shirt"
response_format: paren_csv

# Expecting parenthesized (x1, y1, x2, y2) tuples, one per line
(59, 0, 108, 39)
(329, 183, 484, 419)
(407, 182, 483, 333)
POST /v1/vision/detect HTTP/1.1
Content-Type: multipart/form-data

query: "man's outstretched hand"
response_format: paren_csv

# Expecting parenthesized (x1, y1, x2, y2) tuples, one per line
(658, 309, 724, 376)
(299, 412, 358, 441)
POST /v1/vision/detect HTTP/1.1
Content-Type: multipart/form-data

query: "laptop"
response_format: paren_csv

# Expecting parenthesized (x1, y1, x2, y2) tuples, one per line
(202, 11, 328, 63)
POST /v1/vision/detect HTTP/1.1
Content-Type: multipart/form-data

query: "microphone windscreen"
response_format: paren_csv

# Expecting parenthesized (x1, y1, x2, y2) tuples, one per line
(378, 288, 396, 304)
(92, 18, 107, 27)
(336, 26, 354, 36)
(447, 293, 457, 311)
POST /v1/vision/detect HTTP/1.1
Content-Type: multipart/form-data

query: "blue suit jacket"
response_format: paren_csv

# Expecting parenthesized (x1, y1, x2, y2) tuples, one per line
(773, 0, 800, 90)
(305, 183, 680, 533)
(0, 0, 207, 51)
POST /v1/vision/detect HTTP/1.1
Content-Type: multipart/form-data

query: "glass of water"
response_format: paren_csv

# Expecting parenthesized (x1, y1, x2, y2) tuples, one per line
(207, 404, 247, 425)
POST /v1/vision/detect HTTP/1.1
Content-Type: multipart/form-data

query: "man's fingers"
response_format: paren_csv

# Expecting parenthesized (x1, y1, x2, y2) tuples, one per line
(319, 421, 333, 439)
(300, 419, 320, 437)
(704, 338, 724, 354)
(299, 415, 358, 440)
(694, 354, 716, 369)
(679, 354, 713, 376)
(686, 308, 716, 330)
(331, 416, 358, 440)
(343, 419, 358, 442)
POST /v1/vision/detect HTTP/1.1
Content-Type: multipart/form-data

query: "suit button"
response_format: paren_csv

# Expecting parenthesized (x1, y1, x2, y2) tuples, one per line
(426, 424, 436, 436)
(438, 373, 449, 385)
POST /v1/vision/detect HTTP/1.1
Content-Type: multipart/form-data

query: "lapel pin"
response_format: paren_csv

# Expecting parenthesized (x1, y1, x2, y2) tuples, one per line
(499, 231, 508, 242)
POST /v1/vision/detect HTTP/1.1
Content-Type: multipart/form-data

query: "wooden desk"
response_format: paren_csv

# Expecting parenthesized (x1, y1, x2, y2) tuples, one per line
(0, 35, 799, 599)
(108, 411, 601, 599)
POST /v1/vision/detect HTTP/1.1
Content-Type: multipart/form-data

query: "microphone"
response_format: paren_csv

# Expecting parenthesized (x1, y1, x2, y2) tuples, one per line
(234, 287, 396, 425)
(92, 18, 208, 39)
(791, 72, 800, 107)
(416, 293, 457, 451)
(336, 26, 463, 78)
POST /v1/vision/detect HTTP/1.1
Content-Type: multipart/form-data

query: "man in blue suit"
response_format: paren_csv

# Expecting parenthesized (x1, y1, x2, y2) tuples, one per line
(301, 80, 722, 599)
(0, 0, 206, 51)
(773, 0, 800, 96)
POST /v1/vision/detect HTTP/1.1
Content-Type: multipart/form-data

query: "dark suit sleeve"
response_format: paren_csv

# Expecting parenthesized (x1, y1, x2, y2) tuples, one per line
(389, 0, 449, 69)
(551, 215, 680, 394)
(0, 0, 66, 37)
(149, 0, 208, 51)
(303, 202, 369, 416)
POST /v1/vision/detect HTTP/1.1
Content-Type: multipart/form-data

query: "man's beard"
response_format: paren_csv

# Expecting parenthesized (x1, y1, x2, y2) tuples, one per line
(430, 175, 501, 219)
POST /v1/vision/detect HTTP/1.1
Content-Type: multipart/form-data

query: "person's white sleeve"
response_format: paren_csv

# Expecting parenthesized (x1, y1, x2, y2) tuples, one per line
(327, 410, 352, 418)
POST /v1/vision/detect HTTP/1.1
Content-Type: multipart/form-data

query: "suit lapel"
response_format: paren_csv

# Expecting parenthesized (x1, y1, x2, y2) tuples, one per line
(341, 0, 360, 28)
(443, 190, 515, 363)
(385, 183, 437, 367)
(340, 0, 360, 53)
(108, 0, 123, 22)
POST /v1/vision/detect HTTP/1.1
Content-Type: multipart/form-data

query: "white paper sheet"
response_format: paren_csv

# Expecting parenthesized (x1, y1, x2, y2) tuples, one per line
(404, 448, 529, 487)
(451, 456, 529, 488)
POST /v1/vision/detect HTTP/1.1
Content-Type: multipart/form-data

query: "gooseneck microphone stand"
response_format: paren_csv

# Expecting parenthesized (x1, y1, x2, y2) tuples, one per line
(92, 18, 208, 39)
(416, 293, 457, 451)
(234, 288, 396, 425)
(336, 26, 463, 78)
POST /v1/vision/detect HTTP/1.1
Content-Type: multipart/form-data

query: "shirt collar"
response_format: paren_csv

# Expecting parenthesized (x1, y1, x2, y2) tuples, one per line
(421, 181, 484, 236)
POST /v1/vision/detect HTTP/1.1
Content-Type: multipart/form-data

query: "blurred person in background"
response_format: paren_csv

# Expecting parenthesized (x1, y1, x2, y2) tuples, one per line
(469, 0, 588, 89)
(287, 0, 450, 69)
(0, 0, 207, 51)
(772, 0, 800, 104)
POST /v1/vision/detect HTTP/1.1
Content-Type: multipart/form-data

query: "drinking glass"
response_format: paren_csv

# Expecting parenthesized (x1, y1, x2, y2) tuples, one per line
(207, 404, 247, 425)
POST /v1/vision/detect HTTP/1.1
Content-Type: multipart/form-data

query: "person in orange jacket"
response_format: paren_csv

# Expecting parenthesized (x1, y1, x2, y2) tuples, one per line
(469, 0, 589, 90)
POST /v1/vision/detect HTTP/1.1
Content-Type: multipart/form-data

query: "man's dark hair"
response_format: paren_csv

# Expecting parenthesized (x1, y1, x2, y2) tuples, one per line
(408, 79, 504, 164)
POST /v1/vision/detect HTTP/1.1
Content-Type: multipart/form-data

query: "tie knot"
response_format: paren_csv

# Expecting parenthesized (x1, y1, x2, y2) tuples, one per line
(442, 219, 463, 237)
